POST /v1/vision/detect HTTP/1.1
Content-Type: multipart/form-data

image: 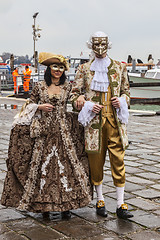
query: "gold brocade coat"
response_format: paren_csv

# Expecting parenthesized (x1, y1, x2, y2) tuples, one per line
(70, 58, 130, 153)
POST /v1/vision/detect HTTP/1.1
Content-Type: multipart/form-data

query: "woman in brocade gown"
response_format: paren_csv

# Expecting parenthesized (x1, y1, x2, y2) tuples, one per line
(1, 52, 92, 219)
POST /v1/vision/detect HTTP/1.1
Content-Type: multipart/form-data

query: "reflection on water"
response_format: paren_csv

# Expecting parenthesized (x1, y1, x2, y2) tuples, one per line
(129, 76, 160, 110)
(130, 86, 160, 98)
(130, 104, 160, 111)
(129, 76, 160, 83)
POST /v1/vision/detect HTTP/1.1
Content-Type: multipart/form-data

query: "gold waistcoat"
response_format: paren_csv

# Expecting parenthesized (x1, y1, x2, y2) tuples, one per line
(101, 86, 117, 128)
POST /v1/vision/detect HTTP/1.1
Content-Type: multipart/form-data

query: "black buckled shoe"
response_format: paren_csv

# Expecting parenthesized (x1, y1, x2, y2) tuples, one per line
(96, 200, 108, 217)
(61, 210, 71, 220)
(116, 204, 134, 219)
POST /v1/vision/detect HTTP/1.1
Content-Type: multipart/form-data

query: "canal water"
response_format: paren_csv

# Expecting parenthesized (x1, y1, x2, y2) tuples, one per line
(129, 76, 160, 111)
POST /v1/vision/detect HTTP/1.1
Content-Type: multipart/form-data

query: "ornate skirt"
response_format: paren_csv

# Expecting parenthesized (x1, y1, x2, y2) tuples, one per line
(1, 113, 92, 212)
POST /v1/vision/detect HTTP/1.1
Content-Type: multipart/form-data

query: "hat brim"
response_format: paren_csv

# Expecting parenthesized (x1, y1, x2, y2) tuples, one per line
(41, 57, 61, 66)
(38, 52, 69, 70)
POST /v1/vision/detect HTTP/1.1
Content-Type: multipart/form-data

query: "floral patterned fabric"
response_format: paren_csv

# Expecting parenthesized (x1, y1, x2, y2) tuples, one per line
(1, 81, 92, 212)
(70, 58, 130, 152)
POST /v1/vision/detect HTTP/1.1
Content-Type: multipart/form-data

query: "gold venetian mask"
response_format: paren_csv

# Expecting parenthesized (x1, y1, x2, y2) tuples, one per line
(50, 64, 65, 72)
(92, 37, 108, 56)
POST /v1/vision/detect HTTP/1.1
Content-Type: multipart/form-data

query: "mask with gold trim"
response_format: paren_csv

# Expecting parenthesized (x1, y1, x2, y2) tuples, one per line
(92, 37, 108, 56)
(50, 64, 65, 72)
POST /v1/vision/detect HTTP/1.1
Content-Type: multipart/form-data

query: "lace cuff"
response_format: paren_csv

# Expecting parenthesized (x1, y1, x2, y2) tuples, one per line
(116, 97, 129, 124)
(12, 103, 39, 129)
(78, 101, 96, 127)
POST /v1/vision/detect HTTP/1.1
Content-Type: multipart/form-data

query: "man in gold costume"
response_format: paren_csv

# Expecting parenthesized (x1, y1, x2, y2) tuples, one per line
(70, 31, 133, 219)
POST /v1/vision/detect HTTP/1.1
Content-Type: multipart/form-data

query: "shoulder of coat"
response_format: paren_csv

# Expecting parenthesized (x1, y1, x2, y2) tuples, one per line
(78, 61, 91, 71)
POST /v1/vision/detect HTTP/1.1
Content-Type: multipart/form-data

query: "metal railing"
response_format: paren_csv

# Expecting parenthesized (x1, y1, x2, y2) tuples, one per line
(0, 72, 76, 94)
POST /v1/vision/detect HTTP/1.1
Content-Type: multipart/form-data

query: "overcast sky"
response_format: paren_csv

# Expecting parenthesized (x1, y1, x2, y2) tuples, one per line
(0, 0, 160, 63)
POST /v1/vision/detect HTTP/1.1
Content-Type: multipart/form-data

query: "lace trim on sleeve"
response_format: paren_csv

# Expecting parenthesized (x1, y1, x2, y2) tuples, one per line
(12, 102, 39, 129)
(116, 97, 129, 124)
(78, 101, 96, 127)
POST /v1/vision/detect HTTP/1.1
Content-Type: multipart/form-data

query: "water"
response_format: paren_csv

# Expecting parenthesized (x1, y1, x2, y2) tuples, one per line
(130, 76, 160, 111)
(129, 76, 160, 83)
(130, 104, 160, 111)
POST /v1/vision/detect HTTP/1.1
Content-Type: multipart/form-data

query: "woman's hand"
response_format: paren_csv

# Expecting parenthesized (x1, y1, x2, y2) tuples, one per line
(111, 97, 120, 108)
(75, 95, 86, 110)
(38, 103, 54, 112)
(92, 104, 103, 114)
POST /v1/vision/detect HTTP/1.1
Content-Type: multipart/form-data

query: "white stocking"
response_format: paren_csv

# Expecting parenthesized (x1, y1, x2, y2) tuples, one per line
(95, 184, 104, 201)
(116, 186, 124, 208)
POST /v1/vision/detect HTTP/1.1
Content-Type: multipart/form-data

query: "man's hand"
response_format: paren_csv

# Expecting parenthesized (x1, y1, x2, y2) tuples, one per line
(38, 103, 54, 112)
(92, 104, 103, 114)
(75, 95, 85, 110)
(111, 97, 120, 108)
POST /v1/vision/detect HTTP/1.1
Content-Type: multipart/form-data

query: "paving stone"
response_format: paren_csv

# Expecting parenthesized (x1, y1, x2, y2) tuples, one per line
(126, 197, 160, 210)
(125, 182, 145, 192)
(137, 144, 159, 149)
(128, 230, 160, 240)
(0, 223, 9, 234)
(132, 189, 160, 199)
(124, 156, 139, 161)
(0, 208, 26, 222)
(154, 152, 160, 156)
(6, 218, 64, 240)
(71, 206, 113, 223)
(103, 174, 113, 184)
(131, 210, 160, 228)
(0, 231, 27, 240)
(155, 198, 160, 204)
(83, 233, 120, 240)
(126, 145, 138, 150)
(99, 218, 142, 235)
(48, 217, 103, 238)
(0, 164, 7, 171)
(138, 159, 158, 165)
(0, 159, 7, 164)
(137, 154, 160, 161)
(127, 150, 152, 155)
(0, 139, 9, 145)
(106, 191, 135, 200)
(102, 184, 115, 194)
(153, 210, 160, 215)
(154, 163, 160, 168)
(0, 172, 6, 181)
(125, 166, 142, 174)
(151, 184, 160, 190)
(127, 176, 155, 185)
(104, 181, 114, 188)
(139, 165, 160, 172)
(135, 172, 160, 180)
(0, 149, 8, 154)
(0, 182, 4, 194)
(124, 160, 142, 167)
(0, 146, 8, 153)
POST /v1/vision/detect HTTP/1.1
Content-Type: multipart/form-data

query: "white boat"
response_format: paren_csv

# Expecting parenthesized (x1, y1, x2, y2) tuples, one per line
(145, 66, 160, 79)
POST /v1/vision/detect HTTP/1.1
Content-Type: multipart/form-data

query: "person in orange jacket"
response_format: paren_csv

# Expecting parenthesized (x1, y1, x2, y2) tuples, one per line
(12, 67, 19, 94)
(23, 66, 32, 92)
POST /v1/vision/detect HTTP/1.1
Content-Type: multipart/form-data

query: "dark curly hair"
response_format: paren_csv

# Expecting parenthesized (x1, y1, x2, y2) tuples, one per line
(44, 66, 67, 86)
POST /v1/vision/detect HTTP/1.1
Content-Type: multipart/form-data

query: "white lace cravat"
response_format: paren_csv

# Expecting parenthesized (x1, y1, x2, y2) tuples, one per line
(90, 56, 111, 92)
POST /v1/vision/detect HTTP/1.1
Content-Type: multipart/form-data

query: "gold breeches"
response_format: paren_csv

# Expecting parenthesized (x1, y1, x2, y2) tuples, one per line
(88, 118, 125, 187)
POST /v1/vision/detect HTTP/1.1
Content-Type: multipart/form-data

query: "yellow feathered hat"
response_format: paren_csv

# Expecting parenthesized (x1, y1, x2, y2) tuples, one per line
(38, 52, 69, 71)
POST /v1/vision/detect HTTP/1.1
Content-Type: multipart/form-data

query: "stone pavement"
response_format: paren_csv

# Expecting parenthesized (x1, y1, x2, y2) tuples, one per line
(0, 97, 160, 240)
